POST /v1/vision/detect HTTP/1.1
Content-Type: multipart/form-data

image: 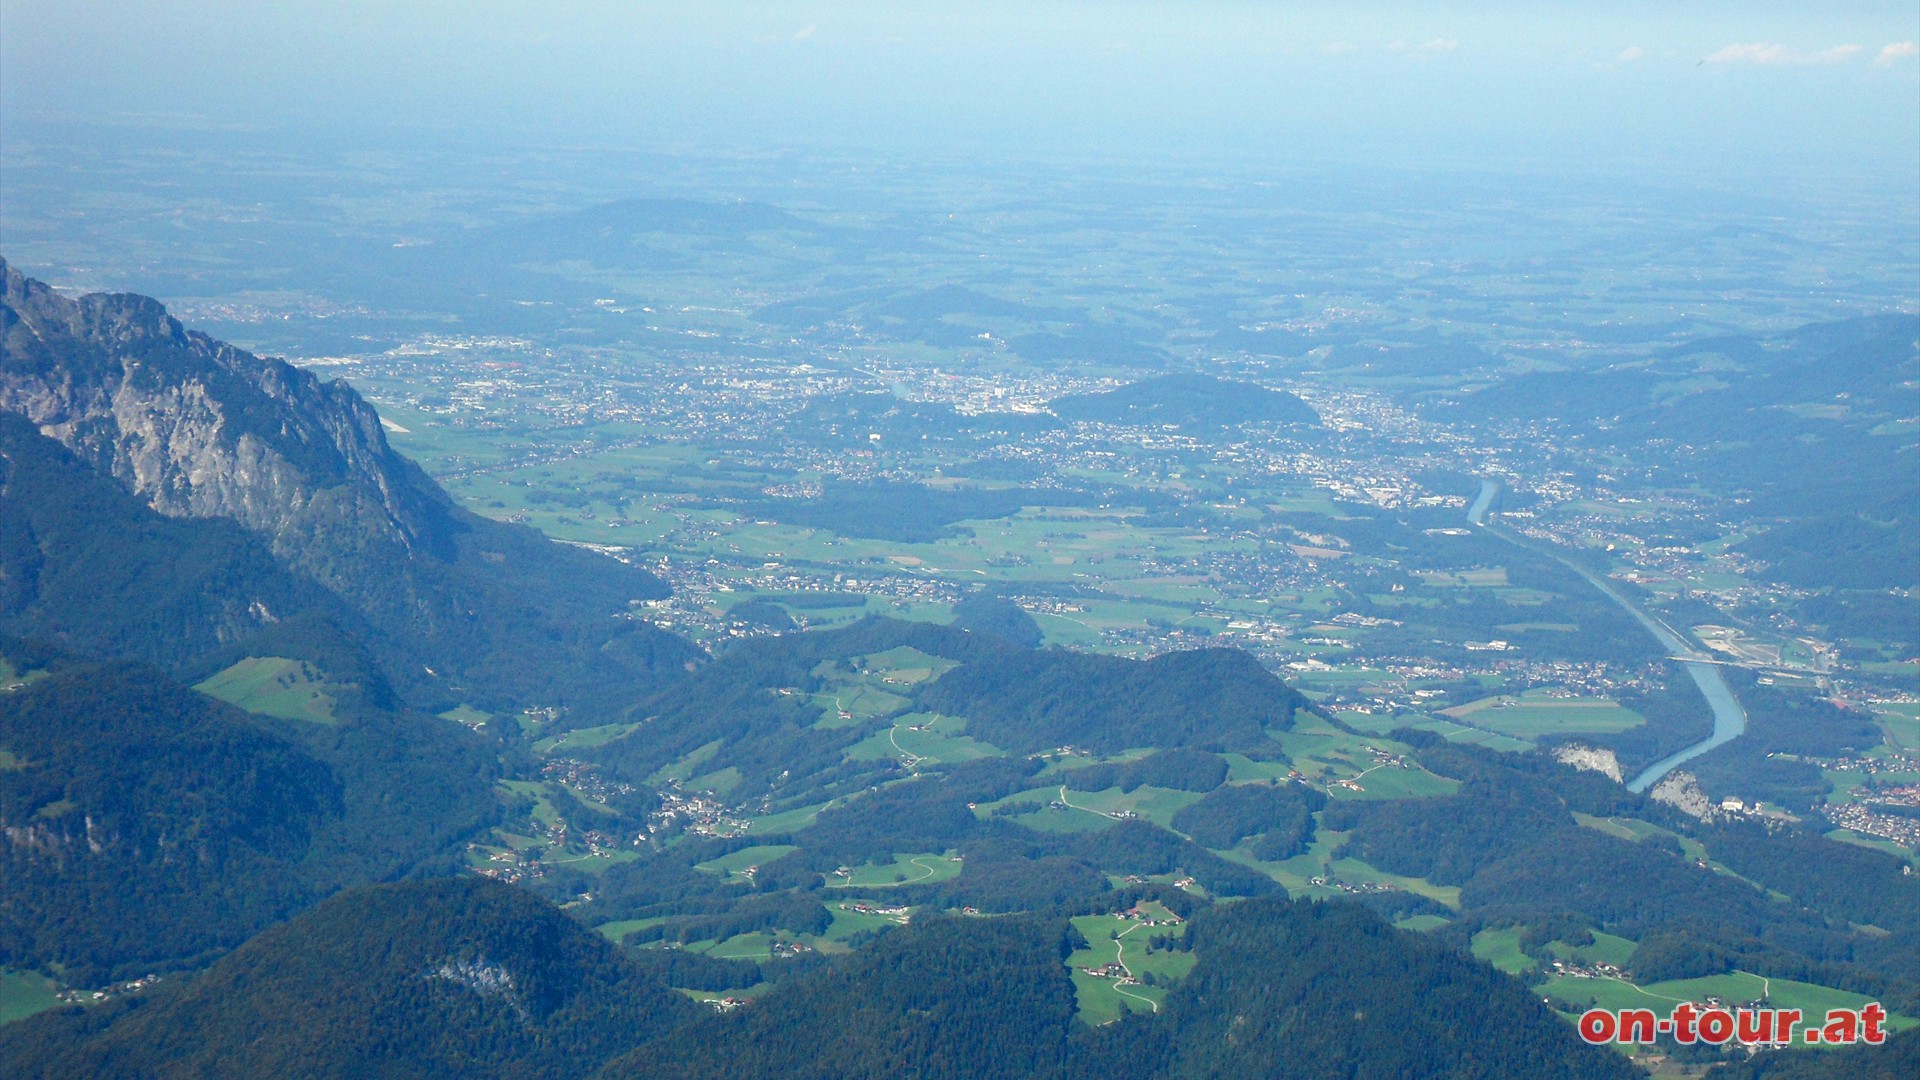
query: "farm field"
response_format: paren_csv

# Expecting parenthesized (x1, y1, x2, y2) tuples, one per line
(973, 787, 1119, 835)
(0, 658, 47, 689)
(1545, 932, 1639, 969)
(1402, 718, 1536, 753)
(1271, 715, 1459, 799)
(823, 902, 913, 942)
(1054, 784, 1204, 830)
(1440, 691, 1645, 739)
(844, 713, 1002, 768)
(1064, 908, 1194, 1025)
(594, 916, 671, 943)
(534, 722, 643, 754)
(696, 845, 798, 883)
(828, 851, 962, 889)
(1471, 928, 1531, 976)
(684, 932, 780, 961)
(1870, 707, 1920, 753)
(743, 799, 836, 835)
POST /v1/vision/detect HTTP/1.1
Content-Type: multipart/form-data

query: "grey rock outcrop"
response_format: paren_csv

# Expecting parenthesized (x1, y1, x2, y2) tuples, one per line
(1, 257, 453, 593)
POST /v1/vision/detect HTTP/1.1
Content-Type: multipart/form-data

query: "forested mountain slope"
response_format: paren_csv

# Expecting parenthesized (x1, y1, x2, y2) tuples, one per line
(0, 878, 698, 1080)
(0, 654, 498, 984)
(5, 882, 1631, 1080)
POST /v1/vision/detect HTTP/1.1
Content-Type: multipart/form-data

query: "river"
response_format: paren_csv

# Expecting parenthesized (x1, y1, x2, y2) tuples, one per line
(1467, 479, 1745, 792)
(1466, 477, 1500, 526)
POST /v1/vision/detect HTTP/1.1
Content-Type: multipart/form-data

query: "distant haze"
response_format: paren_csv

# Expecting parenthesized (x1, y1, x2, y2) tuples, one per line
(4, 1, 1918, 186)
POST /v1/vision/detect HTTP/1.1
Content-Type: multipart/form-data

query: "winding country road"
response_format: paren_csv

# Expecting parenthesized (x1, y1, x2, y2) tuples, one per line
(1110, 923, 1160, 1014)
(827, 855, 944, 889)
(889, 724, 926, 768)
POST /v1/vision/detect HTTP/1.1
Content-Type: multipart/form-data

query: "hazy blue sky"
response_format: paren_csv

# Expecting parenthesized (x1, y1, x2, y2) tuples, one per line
(5, 2, 1918, 183)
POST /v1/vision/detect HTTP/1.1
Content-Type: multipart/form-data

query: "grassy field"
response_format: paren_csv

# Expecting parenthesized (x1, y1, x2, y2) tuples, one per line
(828, 851, 962, 888)
(1415, 721, 1536, 753)
(1326, 857, 1461, 908)
(1219, 753, 1300, 784)
(1874, 706, 1920, 753)
(1545, 932, 1638, 969)
(497, 779, 591, 830)
(0, 658, 48, 690)
(0, 967, 61, 1025)
(1222, 825, 1458, 910)
(535, 722, 643, 754)
(649, 739, 724, 786)
(696, 844, 799, 882)
(1246, 826, 1349, 893)
(1471, 927, 1532, 975)
(1824, 828, 1919, 865)
(487, 778, 641, 874)
(809, 681, 912, 728)
(1055, 784, 1205, 830)
(1273, 713, 1460, 799)
(972, 787, 1118, 835)
(439, 704, 494, 729)
(194, 656, 338, 724)
(856, 646, 959, 686)
(685, 765, 744, 798)
(1573, 813, 1669, 844)
(1417, 568, 1510, 588)
(823, 902, 913, 942)
(845, 713, 1002, 768)
(684, 932, 779, 961)
(1065, 911, 1194, 1025)
(743, 799, 836, 835)
(681, 983, 775, 1003)
(594, 916, 671, 942)
(1441, 692, 1645, 738)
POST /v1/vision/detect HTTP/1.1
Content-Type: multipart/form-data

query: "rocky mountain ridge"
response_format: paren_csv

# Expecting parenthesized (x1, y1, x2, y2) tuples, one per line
(1, 257, 455, 588)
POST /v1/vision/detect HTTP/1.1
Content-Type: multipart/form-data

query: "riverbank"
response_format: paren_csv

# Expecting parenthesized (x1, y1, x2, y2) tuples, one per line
(1467, 480, 1746, 792)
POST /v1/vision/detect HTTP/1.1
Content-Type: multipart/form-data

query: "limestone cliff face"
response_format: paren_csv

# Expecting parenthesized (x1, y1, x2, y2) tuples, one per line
(1649, 770, 1715, 821)
(0, 258, 453, 590)
(1550, 743, 1624, 783)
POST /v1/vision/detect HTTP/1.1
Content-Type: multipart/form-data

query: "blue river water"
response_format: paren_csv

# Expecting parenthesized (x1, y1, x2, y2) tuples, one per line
(1466, 478, 1500, 526)
(1466, 480, 1745, 792)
